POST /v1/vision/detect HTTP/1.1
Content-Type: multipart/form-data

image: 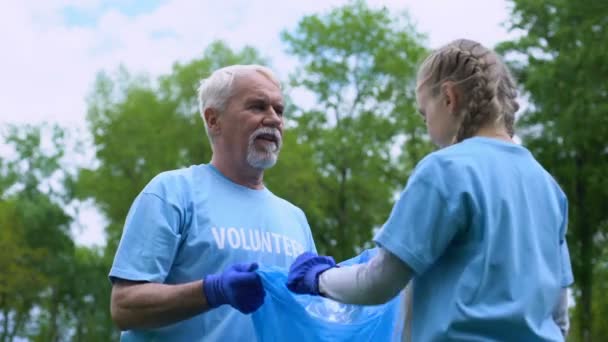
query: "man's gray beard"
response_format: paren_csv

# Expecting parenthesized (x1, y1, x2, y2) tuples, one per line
(246, 146, 279, 169)
(246, 128, 282, 169)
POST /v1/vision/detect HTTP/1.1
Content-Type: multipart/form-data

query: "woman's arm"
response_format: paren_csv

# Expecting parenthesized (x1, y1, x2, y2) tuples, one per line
(318, 248, 413, 305)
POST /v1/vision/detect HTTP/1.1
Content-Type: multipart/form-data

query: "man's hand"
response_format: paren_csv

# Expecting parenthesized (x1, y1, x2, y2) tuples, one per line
(203, 262, 265, 314)
(286, 252, 337, 295)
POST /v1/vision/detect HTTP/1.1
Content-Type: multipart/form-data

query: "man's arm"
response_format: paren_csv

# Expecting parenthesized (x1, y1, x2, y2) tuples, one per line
(110, 279, 209, 331)
(110, 262, 264, 331)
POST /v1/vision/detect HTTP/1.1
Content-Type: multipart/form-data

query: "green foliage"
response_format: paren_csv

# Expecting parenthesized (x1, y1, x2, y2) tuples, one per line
(0, 199, 48, 342)
(0, 124, 118, 341)
(276, 0, 430, 260)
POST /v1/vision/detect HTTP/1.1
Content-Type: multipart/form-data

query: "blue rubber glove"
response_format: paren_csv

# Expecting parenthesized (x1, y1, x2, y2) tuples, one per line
(286, 252, 337, 295)
(203, 262, 265, 314)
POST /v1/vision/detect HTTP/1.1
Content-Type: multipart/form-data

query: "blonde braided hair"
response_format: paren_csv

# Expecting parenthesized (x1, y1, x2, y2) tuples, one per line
(417, 39, 519, 143)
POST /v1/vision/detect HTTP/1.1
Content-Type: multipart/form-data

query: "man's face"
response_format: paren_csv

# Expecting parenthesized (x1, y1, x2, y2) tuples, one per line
(216, 71, 285, 169)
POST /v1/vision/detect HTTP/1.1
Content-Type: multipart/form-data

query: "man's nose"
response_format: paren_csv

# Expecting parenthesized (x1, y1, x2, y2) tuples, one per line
(263, 108, 283, 128)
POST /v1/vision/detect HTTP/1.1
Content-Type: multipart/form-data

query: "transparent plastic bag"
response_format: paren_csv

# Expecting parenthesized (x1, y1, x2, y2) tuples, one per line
(252, 248, 404, 342)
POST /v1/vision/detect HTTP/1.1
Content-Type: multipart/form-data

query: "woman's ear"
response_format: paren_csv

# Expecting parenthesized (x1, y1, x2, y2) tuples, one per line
(441, 81, 460, 115)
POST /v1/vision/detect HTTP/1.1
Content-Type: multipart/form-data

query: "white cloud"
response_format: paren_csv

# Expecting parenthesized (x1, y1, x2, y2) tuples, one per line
(0, 0, 514, 247)
(397, 0, 516, 48)
(69, 199, 108, 247)
(1, 0, 515, 125)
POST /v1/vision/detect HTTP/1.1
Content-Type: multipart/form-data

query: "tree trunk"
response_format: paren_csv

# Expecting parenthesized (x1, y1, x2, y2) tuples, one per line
(336, 166, 348, 261)
(8, 309, 26, 342)
(48, 292, 60, 342)
(576, 155, 592, 342)
(1, 295, 9, 342)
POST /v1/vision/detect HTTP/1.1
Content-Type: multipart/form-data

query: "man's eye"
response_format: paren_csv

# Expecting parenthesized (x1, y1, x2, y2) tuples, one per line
(251, 104, 266, 111)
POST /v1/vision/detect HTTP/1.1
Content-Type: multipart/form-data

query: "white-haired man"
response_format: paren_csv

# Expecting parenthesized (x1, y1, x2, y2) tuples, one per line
(109, 65, 316, 341)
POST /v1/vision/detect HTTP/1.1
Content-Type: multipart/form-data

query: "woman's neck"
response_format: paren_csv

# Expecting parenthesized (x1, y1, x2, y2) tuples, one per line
(475, 125, 513, 143)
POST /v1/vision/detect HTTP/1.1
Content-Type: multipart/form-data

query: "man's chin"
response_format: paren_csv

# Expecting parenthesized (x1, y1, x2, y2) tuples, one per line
(247, 152, 279, 170)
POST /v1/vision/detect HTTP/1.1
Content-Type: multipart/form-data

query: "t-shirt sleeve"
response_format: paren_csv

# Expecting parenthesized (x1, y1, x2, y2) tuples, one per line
(307, 228, 317, 254)
(298, 208, 317, 254)
(109, 191, 183, 283)
(374, 158, 466, 275)
(302, 212, 317, 253)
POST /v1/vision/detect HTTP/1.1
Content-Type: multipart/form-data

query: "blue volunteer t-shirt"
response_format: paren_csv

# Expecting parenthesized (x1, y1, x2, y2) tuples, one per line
(110, 164, 316, 341)
(375, 137, 573, 341)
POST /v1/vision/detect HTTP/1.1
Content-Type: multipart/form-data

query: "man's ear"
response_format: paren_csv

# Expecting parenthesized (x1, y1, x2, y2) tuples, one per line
(204, 108, 220, 136)
(441, 81, 460, 115)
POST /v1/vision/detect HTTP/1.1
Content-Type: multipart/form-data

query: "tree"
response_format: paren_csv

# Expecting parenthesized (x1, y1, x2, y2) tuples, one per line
(588, 238, 608, 340)
(498, 1, 608, 340)
(0, 199, 47, 342)
(278, 0, 430, 260)
(65, 246, 117, 341)
(0, 124, 83, 341)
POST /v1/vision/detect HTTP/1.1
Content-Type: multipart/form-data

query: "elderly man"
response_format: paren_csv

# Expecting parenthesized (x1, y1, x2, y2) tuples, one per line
(109, 65, 316, 341)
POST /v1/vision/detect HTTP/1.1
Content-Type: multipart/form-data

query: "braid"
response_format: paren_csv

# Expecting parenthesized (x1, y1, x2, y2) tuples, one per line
(418, 39, 520, 143)
(454, 42, 497, 142)
(497, 66, 520, 137)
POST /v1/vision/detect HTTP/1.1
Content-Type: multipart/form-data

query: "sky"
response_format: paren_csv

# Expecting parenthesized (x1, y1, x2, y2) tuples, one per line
(1, 0, 518, 247)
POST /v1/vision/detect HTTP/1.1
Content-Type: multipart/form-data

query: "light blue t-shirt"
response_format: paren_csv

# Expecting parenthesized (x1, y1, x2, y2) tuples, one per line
(110, 164, 316, 341)
(375, 137, 573, 341)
